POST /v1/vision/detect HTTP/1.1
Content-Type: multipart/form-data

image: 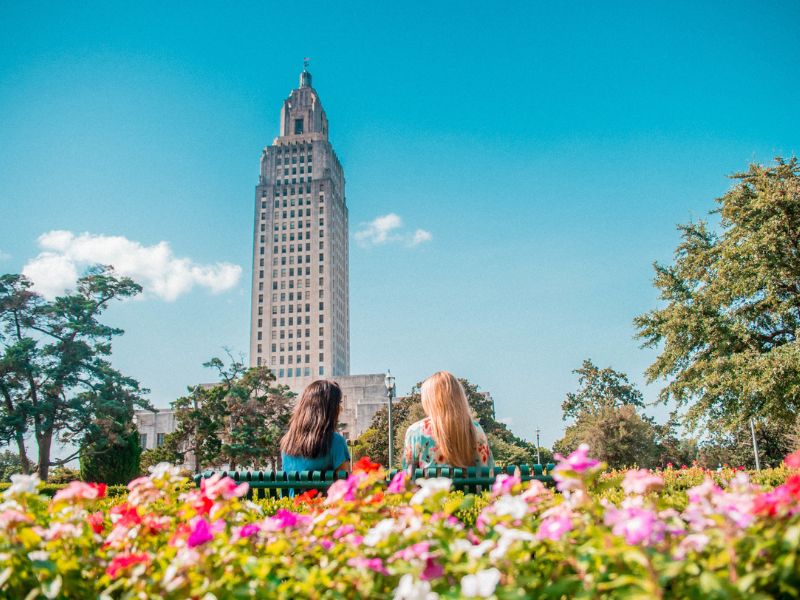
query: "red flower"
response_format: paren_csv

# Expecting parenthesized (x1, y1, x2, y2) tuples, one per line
(90, 483, 107, 498)
(106, 552, 150, 578)
(109, 503, 142, 528)
(368, 491, 385, 504)
(293, 489, 319, 506)
(87, 511, 104, 534)
(353, 457, 382, 473)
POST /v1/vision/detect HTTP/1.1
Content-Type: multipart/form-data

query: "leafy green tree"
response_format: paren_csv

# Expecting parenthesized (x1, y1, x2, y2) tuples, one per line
(0, 268, 147, 480)
(697, 417, 793, 469)
(0, 449, 28, 481)
(635, 157, 800, 431)
(554, 404, 660, 469)
(554, 360, 660, 468)
(165, 356, 294, 472)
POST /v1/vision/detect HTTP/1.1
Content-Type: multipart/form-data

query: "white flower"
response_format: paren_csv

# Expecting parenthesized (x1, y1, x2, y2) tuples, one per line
(461, 568, 502, 598)
(364, 518, 397, 547)
(6, 473, 40, 497)
(28, 551, 49, 562)
(410, 478, 452, 505)
(489, 525, 535, 560)
(493, 494, 528, 520)
(148, 462, 181, 480)
(452, 538, 494, 559)
(394, 574, 439, 600)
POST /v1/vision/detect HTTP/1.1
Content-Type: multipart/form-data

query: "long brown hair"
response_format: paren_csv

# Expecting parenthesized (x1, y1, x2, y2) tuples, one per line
(421, 371, 477, 468)
(280, 380, 342, 458)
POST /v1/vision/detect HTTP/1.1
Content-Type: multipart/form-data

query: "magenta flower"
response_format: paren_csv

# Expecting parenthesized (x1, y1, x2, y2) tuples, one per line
(387, 470, 409, 494)
(492, 473, 521, 497)
(264, 508, 310, 531)
(326, 477, 358, 504)
(347, 557, 388, 575)
(187, 518, 214, 548)
(237, 523, 260, 539)
(555, 444, 600, 473)
(421, 557, 444, 580)
(319, 538, 334, 550)
(392, 541, 431, 561)
(201, 474, 249, 501)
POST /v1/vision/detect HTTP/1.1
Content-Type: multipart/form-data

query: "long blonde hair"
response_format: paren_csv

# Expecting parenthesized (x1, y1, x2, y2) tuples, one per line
(420, 371, 477, 468)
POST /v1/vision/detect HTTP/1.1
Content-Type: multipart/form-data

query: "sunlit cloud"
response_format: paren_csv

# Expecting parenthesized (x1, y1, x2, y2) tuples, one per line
(22, 230, 242, 301)
(355, 213, 432, 248)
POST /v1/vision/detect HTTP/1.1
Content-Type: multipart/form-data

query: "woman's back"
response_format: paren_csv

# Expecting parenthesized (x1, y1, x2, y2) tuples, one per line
(282, 431, 350, 472)
(402, 417, 494, 470)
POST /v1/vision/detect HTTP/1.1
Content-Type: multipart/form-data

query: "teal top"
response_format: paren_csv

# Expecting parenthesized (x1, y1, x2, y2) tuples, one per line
(281, 432, 351, 472)
(402, 417, 495, 470)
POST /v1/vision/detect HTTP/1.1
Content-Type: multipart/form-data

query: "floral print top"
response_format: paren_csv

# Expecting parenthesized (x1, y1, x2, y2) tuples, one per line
(402, 417, 494, 470)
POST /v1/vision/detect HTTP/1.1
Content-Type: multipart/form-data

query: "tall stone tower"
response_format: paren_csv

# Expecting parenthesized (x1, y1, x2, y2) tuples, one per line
(250, 66, 350, 392)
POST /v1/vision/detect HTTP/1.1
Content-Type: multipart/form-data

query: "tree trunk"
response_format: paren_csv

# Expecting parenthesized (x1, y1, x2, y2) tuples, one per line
(15, 433, 31, 474)
(37, 429, 53, 481)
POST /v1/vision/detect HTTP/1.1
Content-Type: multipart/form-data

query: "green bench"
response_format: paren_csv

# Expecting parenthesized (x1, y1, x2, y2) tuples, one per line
(194, 464, 556, 499)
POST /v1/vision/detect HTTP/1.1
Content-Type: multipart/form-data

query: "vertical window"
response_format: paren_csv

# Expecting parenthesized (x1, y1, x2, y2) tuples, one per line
(294, 118, 304, 134)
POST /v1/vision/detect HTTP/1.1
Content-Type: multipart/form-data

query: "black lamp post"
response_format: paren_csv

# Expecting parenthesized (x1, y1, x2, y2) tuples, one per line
(385, 370, 396, 468)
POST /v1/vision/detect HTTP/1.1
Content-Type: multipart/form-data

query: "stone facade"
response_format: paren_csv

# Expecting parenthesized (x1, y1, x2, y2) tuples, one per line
(335, 374, 390, 439)
(249, 67, 350, 390)
(133, 409, 177, 451)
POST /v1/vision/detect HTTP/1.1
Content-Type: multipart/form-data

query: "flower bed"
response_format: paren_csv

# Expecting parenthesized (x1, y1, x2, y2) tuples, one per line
(1, 449, 799, 599)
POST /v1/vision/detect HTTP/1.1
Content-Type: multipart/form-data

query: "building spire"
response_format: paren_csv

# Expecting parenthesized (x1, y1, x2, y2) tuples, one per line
(300, 57, 312, 88)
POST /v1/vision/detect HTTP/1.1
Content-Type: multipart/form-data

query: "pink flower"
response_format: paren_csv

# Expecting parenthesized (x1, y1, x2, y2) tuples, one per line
(785, 450, 800, 469)
(555, 444, 600, 473)
(606, 506, 665, 546)
(320, 539, 334, 550)
(673, 533, 710, 559)
(237, 523, 260, 539)
(492, 473, 521, 497)
(326, 477, 358, 504)
(264, 509, 311, 531)
(347, 557, 388, 575)
(52, 481, 106, 503)
(421, 558, 444, 580)
(0, 509, 33, 529)
(392, 541, 431, 561)
(621, 469, 664, 495)
(333, 524, 355, 539)
(687, 479, 722, 504)
(187, 518, 214, 547)
(201, 474, 249, 501)
(387, 470, 409, 494)
(537, 516, 573, 541)
(521, 479, 549, 503)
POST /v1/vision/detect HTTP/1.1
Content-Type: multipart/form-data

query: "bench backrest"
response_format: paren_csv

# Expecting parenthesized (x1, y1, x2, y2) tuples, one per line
(194, 463, 556, 499)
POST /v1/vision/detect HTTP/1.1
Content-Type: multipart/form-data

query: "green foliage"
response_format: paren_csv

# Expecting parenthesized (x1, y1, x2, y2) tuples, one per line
(0, 449, 28, 482)
(635, 157, 800, 431)
(47, 466, 81, 484)
(555, 360, 663, 468)
(166, 356, 294, 472)
(0, 267, 148, 480)
(80, 426, 141, 484)
(697, 417, 794, 469)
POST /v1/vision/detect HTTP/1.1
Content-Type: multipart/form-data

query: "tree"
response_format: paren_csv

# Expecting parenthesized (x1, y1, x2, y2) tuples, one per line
(697, 417, 793, 469)
(165, 356, 294, 472)
(0, 268, 147, 480)
(0, 449, 28, 482)
(554, 360, 660, 468)
(554, 404, 660, 469)
(635, 157, 800, 431)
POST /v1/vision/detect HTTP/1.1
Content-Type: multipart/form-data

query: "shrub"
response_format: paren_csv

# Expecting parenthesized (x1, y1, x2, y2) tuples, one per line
(1, 449, 798, 598)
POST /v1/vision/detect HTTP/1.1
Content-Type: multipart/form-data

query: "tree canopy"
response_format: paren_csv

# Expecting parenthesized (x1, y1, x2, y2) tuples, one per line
(635, 157, 800, 430)
(0, 267, 147, 480)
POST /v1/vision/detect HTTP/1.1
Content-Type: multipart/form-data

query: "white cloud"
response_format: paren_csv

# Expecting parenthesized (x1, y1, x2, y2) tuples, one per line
(409, 229, 433, 247)
(22, 230, 242, 301)
(355, 214, 432, 248)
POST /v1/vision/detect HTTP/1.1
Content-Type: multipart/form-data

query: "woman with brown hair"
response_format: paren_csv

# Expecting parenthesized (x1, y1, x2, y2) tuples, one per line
(402, 371, 494, 470)
(280, 380, 351, 472)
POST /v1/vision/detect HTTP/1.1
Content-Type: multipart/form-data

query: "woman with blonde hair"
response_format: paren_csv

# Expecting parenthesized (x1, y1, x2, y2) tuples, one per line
(402, 371, 494, 469)
(280, 380, 351, 472)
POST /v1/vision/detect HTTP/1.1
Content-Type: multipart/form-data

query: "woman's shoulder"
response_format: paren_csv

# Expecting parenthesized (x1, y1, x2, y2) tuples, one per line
(472, 420, 489, 438)
(331, 432, 348, 447)
(406, 417, 432, 437)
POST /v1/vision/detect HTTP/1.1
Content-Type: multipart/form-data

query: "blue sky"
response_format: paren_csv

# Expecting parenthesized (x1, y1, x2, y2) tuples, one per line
(1, 1, 798, 447)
